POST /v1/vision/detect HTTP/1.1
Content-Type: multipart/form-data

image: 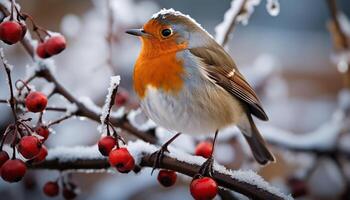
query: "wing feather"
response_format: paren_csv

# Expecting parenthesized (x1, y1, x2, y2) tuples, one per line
(189, 46, 268, 121)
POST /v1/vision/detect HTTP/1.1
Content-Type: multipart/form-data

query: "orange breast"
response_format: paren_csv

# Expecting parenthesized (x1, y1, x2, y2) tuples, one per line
(133, 38, 187, 98)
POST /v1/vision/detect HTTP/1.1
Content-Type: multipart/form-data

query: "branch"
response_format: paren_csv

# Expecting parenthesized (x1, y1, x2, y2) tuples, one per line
(215, 0, 247, 46)
(29, 142, 292, 200)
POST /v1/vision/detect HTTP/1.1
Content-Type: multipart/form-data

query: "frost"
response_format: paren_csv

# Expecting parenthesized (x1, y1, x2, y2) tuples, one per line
(100, 76, 120, 133)
(266, 0, 280, 17)
(152, 8, 213, 39)
(127, 108, 157, 131)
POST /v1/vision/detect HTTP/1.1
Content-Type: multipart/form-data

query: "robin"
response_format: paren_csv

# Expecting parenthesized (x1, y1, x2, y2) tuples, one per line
(126, 9, 275, 168)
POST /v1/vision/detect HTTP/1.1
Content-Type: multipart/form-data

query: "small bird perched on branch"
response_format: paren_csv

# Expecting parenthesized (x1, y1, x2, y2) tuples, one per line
(126, 9, 275, 167)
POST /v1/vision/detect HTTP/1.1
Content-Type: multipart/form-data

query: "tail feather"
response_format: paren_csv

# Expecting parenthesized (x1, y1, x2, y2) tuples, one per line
(238, 115, 275, 165)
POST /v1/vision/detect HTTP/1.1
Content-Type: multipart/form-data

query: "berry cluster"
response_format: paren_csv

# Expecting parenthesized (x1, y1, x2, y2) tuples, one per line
(36, 35, 66, 59)
(98, 136, 135, 173)
(0, 90, 50, 183)
(0, 1, 66, 58)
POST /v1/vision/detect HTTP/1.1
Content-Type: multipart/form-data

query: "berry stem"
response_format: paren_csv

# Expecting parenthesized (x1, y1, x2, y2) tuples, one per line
(47, 114, 74, 127)
(15, 79, 32, 97)
(1, 51, 18, 121)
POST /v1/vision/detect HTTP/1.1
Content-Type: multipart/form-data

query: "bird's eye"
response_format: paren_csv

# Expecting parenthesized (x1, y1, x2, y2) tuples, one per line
(161, 28, 172, 38)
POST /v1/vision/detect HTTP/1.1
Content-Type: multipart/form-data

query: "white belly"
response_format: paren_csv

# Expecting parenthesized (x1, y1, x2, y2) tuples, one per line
(140, 85, 244, 135)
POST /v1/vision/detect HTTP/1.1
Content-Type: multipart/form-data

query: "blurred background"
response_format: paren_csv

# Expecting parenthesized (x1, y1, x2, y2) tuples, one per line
(0, 0, 350, 199)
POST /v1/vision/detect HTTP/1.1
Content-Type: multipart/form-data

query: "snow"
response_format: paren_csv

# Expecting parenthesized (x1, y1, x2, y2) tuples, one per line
(152, 8, 213, 39)
(41, 82, 55, 96)
(100, 76, 120, 133)
(79, 96, 125, 119)
(25, 59, 57, 79)
(215, 0, 246, 45)
(0, 48, 13, 71)
(65, 102, 78, 115)
(46, 145, 103, 162)
(79, 96, 102, 114)
(266, 0, 280, 17)
(127, 140, 292, 199)
(127, 108, 157, 131)
(259, 110, 345, 150)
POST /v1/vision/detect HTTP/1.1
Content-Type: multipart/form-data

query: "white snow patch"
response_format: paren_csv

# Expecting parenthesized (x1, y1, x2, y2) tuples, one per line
(260, 110, 345, 150)
(0, 48, 13, 71)
(127, 140, 292, 199)
(41, 82, 55, 96)
(46, 145, 103, 162)
(100, 76, 120, 133)
(127, 108, 157, 131)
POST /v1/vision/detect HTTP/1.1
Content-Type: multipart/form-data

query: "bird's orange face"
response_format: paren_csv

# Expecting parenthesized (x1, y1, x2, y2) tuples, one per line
(129, 19, 188, 98)
(138, 19, 188, 58)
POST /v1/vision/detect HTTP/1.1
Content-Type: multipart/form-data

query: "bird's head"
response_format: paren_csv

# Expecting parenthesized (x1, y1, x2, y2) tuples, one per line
(126, 9, 213, 57)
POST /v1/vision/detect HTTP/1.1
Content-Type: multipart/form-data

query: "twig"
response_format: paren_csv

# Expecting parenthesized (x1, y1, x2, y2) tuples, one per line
(47, 114, 74, 127)
(1, 53, 18, 121)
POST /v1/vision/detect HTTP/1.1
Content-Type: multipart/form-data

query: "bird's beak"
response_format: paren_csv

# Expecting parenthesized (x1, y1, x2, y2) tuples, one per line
(125, 29, 145, 36)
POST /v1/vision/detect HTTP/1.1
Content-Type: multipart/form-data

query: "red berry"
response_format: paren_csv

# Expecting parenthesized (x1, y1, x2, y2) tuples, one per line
(31, 145, 47, 163)
(25, 91, 48, 113)
(36, 43, 51, 58)
(35, 126, 50, 142)
(0, 159, 27, 182)
(157, 170, 177, 187)
(0, 150, 9, 167)
(190, 177, 218, 200)
(98, 136, 116, 156)
(18, 136, 42, 159)
(195, 141, 213, 159)
(0, 21, 24, 45)
(108, 147, 135, 173)
(45, 35, 66, 55)
(115, 90, 129, 106)
(43, 181, 59, 197)
(63, 188, 77, 200)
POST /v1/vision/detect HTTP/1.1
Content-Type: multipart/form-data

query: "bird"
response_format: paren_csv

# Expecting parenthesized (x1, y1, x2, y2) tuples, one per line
(126, 8, 275, 166)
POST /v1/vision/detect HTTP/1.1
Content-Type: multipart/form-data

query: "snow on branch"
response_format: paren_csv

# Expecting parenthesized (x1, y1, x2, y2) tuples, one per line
(99, 75, 120, 133)
(215, 0, 247, 46)
(30, 141, 292, 200)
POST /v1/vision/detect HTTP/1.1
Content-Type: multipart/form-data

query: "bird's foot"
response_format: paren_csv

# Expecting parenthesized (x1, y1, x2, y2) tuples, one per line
(149, 133, 181, 175)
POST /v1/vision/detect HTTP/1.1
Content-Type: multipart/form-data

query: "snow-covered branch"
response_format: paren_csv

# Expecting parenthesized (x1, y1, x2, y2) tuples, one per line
(30, 141, 292, 200)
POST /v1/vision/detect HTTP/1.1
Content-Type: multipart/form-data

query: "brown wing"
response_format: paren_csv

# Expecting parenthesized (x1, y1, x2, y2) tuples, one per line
(189, 46, 269, 121)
